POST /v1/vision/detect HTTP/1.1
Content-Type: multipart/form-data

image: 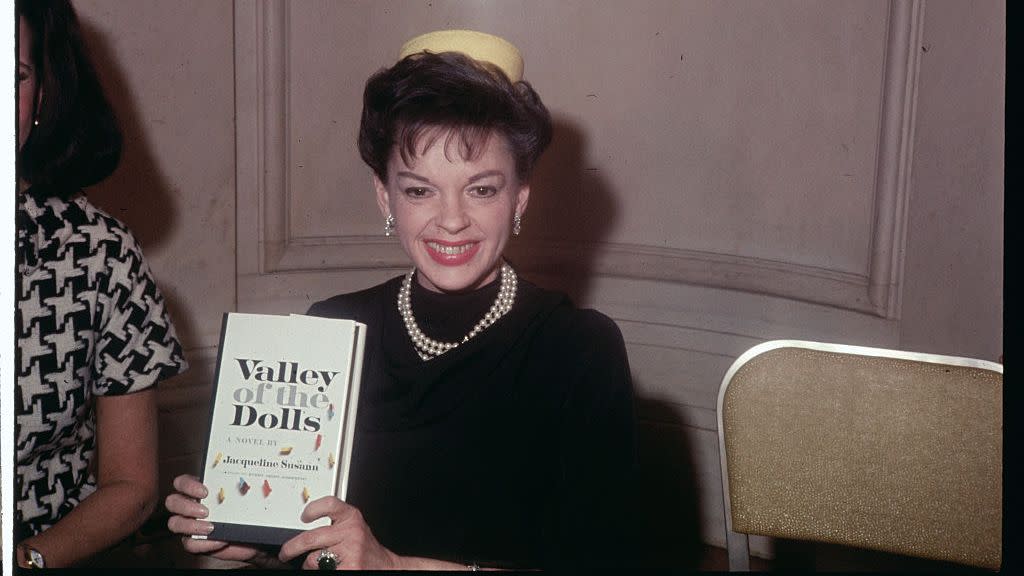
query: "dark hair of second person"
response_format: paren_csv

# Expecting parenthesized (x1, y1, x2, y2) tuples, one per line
(358, 50, 553, 183)
(17, 0, 122, 199)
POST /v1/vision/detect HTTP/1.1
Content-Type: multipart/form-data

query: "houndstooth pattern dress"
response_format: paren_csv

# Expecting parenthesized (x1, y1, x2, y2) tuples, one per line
(15, 191, 188, 538)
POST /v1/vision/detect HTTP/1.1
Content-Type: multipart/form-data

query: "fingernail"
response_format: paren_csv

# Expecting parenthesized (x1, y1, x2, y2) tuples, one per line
(201, 521, 215, 534)
(197, 504, 209, 517)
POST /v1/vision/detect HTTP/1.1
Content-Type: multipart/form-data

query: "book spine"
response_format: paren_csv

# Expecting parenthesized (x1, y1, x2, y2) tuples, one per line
(336, 323, 365, 501)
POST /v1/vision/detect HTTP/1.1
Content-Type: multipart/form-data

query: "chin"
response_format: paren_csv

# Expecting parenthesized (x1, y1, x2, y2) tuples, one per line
(417, 263, 497, 294)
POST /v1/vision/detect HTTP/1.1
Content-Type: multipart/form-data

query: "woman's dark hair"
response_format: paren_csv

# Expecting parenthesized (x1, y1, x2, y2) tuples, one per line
(358, 51, 552, 183)
(17, 0, 122, 199)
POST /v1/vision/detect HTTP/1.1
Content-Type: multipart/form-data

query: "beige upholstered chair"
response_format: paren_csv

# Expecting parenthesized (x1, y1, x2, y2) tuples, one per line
(717, 340, 1002, 571)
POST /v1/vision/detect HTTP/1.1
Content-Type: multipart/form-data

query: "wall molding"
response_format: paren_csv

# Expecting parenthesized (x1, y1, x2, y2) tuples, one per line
(868, 0, 924, 319)
(234, 0, 924, 318)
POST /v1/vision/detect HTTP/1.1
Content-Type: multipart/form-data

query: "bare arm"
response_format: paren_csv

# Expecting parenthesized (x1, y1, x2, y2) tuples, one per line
(17, 389, 159, 568)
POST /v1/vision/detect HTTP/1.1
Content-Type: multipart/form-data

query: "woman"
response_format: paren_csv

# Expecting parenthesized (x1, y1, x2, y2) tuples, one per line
(14, 0, 188, 568)
(167, 30, 636, 570)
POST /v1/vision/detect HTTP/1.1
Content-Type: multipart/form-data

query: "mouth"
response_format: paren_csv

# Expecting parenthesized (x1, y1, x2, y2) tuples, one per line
(424, 240, 480, 265)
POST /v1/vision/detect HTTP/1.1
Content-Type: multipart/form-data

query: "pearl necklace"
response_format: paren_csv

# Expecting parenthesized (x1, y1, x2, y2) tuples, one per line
(397, 263, 517, 361)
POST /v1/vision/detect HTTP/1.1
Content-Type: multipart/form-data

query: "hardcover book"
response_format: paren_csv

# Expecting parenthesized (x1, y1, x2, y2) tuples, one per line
(194, 312, 366, 545)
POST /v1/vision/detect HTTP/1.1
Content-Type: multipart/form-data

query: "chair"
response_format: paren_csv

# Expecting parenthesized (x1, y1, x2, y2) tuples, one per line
(717, 340, 1002, 571)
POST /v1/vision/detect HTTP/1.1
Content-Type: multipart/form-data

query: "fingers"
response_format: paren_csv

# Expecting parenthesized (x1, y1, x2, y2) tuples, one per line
(280, 523, 373, 566)
(180, 538, 264, 563)
(165, 492, 209, 519)
(280, 502, 395, 570)
(279, 523, 347, 563)
(166, 489, 215, 539)
(300, 495, 353, 523)
(172, 474, 209, 499)
(180, 536, 228, 555)
(167, 512, 215, 537)
(302, 550, 319, 570)
(166, 476, 215, 538)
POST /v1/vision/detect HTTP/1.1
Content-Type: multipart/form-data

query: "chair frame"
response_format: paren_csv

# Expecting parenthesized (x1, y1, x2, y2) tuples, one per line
(716, 339, 1003, 571)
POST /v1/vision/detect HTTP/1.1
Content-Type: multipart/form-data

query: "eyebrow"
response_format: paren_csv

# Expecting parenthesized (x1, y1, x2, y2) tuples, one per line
(467, 170, 506, 185)
(395, 170, 507, 186)
(395, 171, 432, 185)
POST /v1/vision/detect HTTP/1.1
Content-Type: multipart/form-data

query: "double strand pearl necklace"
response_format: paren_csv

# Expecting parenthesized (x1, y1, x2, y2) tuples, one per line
(397, 263, 517, 361)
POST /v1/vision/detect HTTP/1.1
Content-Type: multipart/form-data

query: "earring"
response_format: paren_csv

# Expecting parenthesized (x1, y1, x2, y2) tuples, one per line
(33, 119, 39, 126)
(512, 214, 522, 236)
(384, 214, 396, 237)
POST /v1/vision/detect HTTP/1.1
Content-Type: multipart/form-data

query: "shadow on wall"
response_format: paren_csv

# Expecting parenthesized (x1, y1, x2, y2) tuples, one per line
(71, 20, 206, 565)
(154, 285, 200, 363)
(506, 115, 618, 305)
(77, 19, 179, 254)
(633, 394, 704, 570)
(76, 19, 198, 353)
(510, 116, 702, 567)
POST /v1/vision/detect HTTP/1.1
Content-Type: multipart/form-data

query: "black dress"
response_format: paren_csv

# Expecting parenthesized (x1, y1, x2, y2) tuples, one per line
(307, 272, 637, 570)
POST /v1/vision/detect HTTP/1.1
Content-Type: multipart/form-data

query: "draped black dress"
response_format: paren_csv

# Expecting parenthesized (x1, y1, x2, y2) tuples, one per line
(307, 272, 636, 570)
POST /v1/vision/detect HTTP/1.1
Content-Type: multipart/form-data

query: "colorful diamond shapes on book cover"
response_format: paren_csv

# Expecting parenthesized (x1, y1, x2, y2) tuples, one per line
(327, 403, 335, 420)
(279, 446, 293, 455)
(217, 487, 225, 503)
(328, 452, 335, 468)
(314, 433, 323, 451)
(238, 477, 251, 495)
(263, 479, 272, 497)
(302, 486, 310, 503)
(212, 452, 222, 467)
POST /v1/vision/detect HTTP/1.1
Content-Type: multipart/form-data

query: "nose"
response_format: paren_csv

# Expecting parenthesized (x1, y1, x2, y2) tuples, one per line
(436, 195, 470, 235)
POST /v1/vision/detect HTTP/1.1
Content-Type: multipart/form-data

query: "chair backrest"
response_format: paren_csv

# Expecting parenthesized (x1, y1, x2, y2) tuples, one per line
(717, 340, 1002, 571)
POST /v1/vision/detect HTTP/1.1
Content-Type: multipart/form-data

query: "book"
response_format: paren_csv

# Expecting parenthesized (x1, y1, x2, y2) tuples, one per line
(194, 312, 366, 546)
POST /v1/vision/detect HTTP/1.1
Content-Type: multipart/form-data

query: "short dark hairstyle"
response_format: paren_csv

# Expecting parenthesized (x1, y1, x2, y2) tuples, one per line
(358, 51, 552, 183)
(17, 0, 122, 200)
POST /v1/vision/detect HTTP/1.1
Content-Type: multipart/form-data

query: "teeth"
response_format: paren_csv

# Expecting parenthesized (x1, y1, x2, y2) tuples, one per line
(428, 242, 473, 255)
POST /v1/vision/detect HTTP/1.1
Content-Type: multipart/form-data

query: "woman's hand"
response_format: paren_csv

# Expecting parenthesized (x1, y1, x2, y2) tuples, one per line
(278, 497, 404, 570)
(165, 474, 271, 565)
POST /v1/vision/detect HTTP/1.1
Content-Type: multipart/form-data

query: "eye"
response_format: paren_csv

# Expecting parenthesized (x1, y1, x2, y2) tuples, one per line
(469, 186, 498, 198)
(17, 68, 30, 82)
(403, 187, 431, 198)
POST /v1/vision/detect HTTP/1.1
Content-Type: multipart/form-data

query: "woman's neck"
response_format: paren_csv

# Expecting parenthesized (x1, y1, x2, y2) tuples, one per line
(410, 271, 505, 342)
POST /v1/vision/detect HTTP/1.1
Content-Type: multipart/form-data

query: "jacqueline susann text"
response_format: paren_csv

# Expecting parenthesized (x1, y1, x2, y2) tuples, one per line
(221, 454, 321, 471)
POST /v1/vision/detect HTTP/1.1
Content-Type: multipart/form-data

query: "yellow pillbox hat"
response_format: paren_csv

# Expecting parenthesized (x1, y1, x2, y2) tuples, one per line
(398, 29, 524, 82)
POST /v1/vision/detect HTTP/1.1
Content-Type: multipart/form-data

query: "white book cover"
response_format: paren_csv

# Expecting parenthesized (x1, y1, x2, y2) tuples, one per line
(195, 312, 365, 545)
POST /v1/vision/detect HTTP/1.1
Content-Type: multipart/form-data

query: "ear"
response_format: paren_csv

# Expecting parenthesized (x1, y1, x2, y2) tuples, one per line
(514, 183, 530, 218)
(373, 174, 391, 218)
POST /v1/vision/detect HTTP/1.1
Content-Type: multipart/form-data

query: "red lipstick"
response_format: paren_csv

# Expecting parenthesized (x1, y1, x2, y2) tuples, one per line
(424, 240, 480, 266)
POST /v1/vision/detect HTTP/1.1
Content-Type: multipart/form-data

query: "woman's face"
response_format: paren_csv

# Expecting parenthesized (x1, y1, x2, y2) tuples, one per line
(375, 129, 529, 294)
(18, 17, 37, 152)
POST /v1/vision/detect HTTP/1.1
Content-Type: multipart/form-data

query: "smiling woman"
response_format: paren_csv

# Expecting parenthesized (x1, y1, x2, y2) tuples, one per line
(360, 43, 551, 295)
(376, 130, 527, 293)
(166, 30, 637, 571)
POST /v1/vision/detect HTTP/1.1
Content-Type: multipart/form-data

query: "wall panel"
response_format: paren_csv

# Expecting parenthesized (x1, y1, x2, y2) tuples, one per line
(238, 0, 920, 318)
